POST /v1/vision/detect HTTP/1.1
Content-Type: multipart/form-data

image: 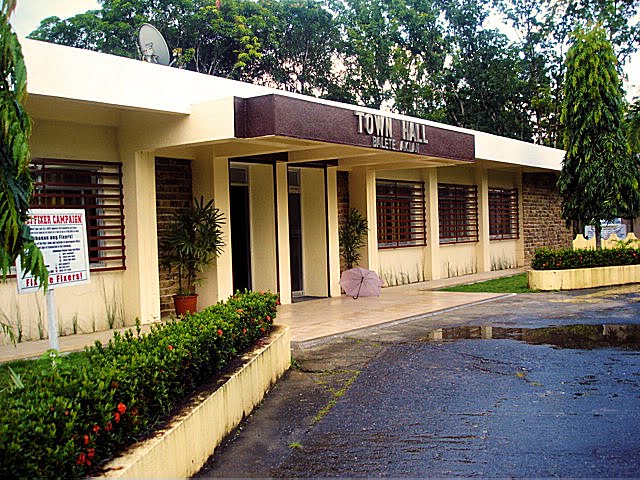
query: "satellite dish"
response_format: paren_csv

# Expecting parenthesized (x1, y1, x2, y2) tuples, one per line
(137, 23, 171, 66)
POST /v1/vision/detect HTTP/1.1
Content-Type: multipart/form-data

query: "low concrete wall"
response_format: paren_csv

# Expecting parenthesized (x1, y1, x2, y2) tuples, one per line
(99, 325, 290, 478)
(528, 265, 640, 291)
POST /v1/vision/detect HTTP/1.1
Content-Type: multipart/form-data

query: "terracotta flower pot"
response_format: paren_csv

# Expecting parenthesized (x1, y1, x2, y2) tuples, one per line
(173, 294, 198, 316)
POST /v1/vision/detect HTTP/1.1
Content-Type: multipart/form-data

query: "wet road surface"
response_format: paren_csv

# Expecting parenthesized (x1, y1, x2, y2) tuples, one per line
(196, 287, 640, 478)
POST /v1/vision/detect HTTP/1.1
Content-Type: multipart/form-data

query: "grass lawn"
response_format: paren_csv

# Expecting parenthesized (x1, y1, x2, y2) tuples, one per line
(441, 273, 536, 293)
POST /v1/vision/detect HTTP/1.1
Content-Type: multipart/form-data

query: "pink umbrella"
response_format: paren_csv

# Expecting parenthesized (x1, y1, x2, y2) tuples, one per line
(340, 267, 384, 299)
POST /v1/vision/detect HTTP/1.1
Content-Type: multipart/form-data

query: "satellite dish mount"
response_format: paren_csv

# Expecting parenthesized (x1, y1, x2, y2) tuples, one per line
(137, 23, 171, 66)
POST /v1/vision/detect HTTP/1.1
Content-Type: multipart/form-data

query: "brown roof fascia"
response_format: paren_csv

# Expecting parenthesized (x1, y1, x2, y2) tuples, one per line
(234, 94, 475, 163)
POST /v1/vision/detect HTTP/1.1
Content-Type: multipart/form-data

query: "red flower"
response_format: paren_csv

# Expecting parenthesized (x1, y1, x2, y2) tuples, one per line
(114, 412, 121, 423)
(117, 402, 127, 414)
(242, 328, 247, 335)
(87, 448, 96, 459)
(76, 453, 86, 465)
(92, 424, 100, 433)
(266, 315, 271, 322)
(217, 329, 223, 337)
(260, 327, 266, 333)
(64, 410, 69, 416)
(167, 345, 174, 351)
(105, 421, 113, 431)
(83, 434, 90, 445)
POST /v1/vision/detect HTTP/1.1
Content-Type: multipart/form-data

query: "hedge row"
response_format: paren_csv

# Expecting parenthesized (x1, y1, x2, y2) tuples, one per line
(0, 290, 278, 479)
(532, 246, 640, 270)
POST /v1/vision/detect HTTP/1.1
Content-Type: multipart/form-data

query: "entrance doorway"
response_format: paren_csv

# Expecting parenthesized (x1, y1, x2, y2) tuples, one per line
(288, 168, 303, 296)
(230, 166, 251, 292)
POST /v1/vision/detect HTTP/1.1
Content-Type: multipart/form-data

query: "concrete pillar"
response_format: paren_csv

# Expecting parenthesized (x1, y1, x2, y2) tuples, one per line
(516, 169, 525, 267)
(475, 167, 491, 273)
(191, 151, 233, 305)
(326, 167, 342, 297)
(349, 167, 379, 273)
(212, 156, 233, 301)
(301, 168, 328, 297)
(121, 150, 161, 324)
(275, 162, 292, 304)
(425, 168, 441, 280)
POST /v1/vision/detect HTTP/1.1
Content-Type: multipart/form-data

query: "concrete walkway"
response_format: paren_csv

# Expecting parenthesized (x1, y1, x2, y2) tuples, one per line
(0, 268, 523, 362)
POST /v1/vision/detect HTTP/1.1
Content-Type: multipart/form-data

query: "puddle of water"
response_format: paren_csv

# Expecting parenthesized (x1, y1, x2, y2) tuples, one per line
(422, 324, 640, 350)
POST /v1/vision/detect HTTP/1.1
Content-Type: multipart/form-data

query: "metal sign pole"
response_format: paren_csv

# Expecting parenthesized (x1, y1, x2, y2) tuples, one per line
(45, 288, 59, 351)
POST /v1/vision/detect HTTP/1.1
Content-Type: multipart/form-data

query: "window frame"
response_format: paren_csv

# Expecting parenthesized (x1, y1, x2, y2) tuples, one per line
(30, 158, 126, 272)
(376, 179, 427, 249)
(489, 187, 519, 240)
(438, 183, 479, 244)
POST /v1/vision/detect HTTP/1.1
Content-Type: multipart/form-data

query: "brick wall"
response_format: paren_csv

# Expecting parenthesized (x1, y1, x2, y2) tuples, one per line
(155, 158, 193, 316)
(522, 172, 574, 264)
(337, 171, 350, 272)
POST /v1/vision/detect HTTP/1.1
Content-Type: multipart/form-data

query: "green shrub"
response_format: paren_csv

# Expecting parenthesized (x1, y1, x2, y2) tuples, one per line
(0, 290, 278, 479)
(532, 246, 640, 270)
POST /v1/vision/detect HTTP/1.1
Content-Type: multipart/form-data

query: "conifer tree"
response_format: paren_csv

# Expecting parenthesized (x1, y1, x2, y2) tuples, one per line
(557, 25, 640, 248)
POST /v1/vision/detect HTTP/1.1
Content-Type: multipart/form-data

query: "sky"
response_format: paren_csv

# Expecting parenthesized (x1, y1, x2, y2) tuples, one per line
(8, 0, 640, 100)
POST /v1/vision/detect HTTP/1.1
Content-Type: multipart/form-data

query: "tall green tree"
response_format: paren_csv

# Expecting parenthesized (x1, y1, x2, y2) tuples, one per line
(557, 25, 640, 247)
(254, 0, 341, 96)
(626, 98, 640, 155)
(327, 0, 398, 108)
(0, 0, 48, 287)
(441, 0, 532, 140)
(29, 0, 265, 79)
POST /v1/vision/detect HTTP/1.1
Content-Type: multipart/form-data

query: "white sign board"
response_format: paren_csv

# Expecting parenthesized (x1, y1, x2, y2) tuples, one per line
(16, 209, 91, 293)
(584, 219, 627, 240)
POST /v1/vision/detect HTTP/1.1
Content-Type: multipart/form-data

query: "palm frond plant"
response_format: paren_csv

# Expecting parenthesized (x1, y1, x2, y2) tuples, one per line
(161, 196, 225, 314)
(339, 208, 368, 270)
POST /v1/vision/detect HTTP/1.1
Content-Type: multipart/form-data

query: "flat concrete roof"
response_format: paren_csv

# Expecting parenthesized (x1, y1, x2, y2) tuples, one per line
(22, 39, 564, 171)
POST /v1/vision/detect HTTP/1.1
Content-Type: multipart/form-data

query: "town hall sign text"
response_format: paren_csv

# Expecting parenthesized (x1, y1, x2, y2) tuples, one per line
(354, 111, 429, 153)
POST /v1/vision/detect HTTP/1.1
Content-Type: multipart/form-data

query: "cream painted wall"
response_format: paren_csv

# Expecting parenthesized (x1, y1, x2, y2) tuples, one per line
(489, 240, 519, 270)
(118, 98, 236, 153)
(301, 169, 328, 297)
(440, 243, 478, 278)
(0, 272, 124, 345)
(488, 169, 518, 188)
(31, 119, 119, 161)
(249, 164, 278, 293)
(379, 247, 426, 286)
(437, 165, 475, 184)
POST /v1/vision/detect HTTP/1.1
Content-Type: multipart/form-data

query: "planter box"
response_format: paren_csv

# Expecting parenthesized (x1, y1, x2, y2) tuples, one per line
(98, 325, 290, 479)
(528, 264, 640, 291)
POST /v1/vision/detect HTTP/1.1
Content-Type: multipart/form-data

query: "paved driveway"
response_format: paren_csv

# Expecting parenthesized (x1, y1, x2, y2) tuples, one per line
(196, 286, 640, 478)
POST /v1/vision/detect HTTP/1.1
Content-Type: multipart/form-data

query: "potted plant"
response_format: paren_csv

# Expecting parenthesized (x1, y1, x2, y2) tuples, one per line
(161, 196, 225, 315)
(339, 208, 368, 270)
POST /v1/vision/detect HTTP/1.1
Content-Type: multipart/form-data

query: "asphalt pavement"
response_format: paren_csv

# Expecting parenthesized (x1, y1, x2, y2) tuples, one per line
(195, 285, 640, 478)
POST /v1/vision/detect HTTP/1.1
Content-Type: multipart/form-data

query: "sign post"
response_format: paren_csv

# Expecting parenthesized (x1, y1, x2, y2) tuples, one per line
(16, 209, 91, 351)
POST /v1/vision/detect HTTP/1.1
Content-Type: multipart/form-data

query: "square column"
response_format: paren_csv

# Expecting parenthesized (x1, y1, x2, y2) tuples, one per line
(475, 167, 491, 273)
(122, 150, 161, 324)
(348, 167, 379, 274)
(192, 151, 233, 304)
(275, 162, 292, 304)
(326, 168, 342, 297)
(516, 169, 525, 267)
(424, 168, 441, 280)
